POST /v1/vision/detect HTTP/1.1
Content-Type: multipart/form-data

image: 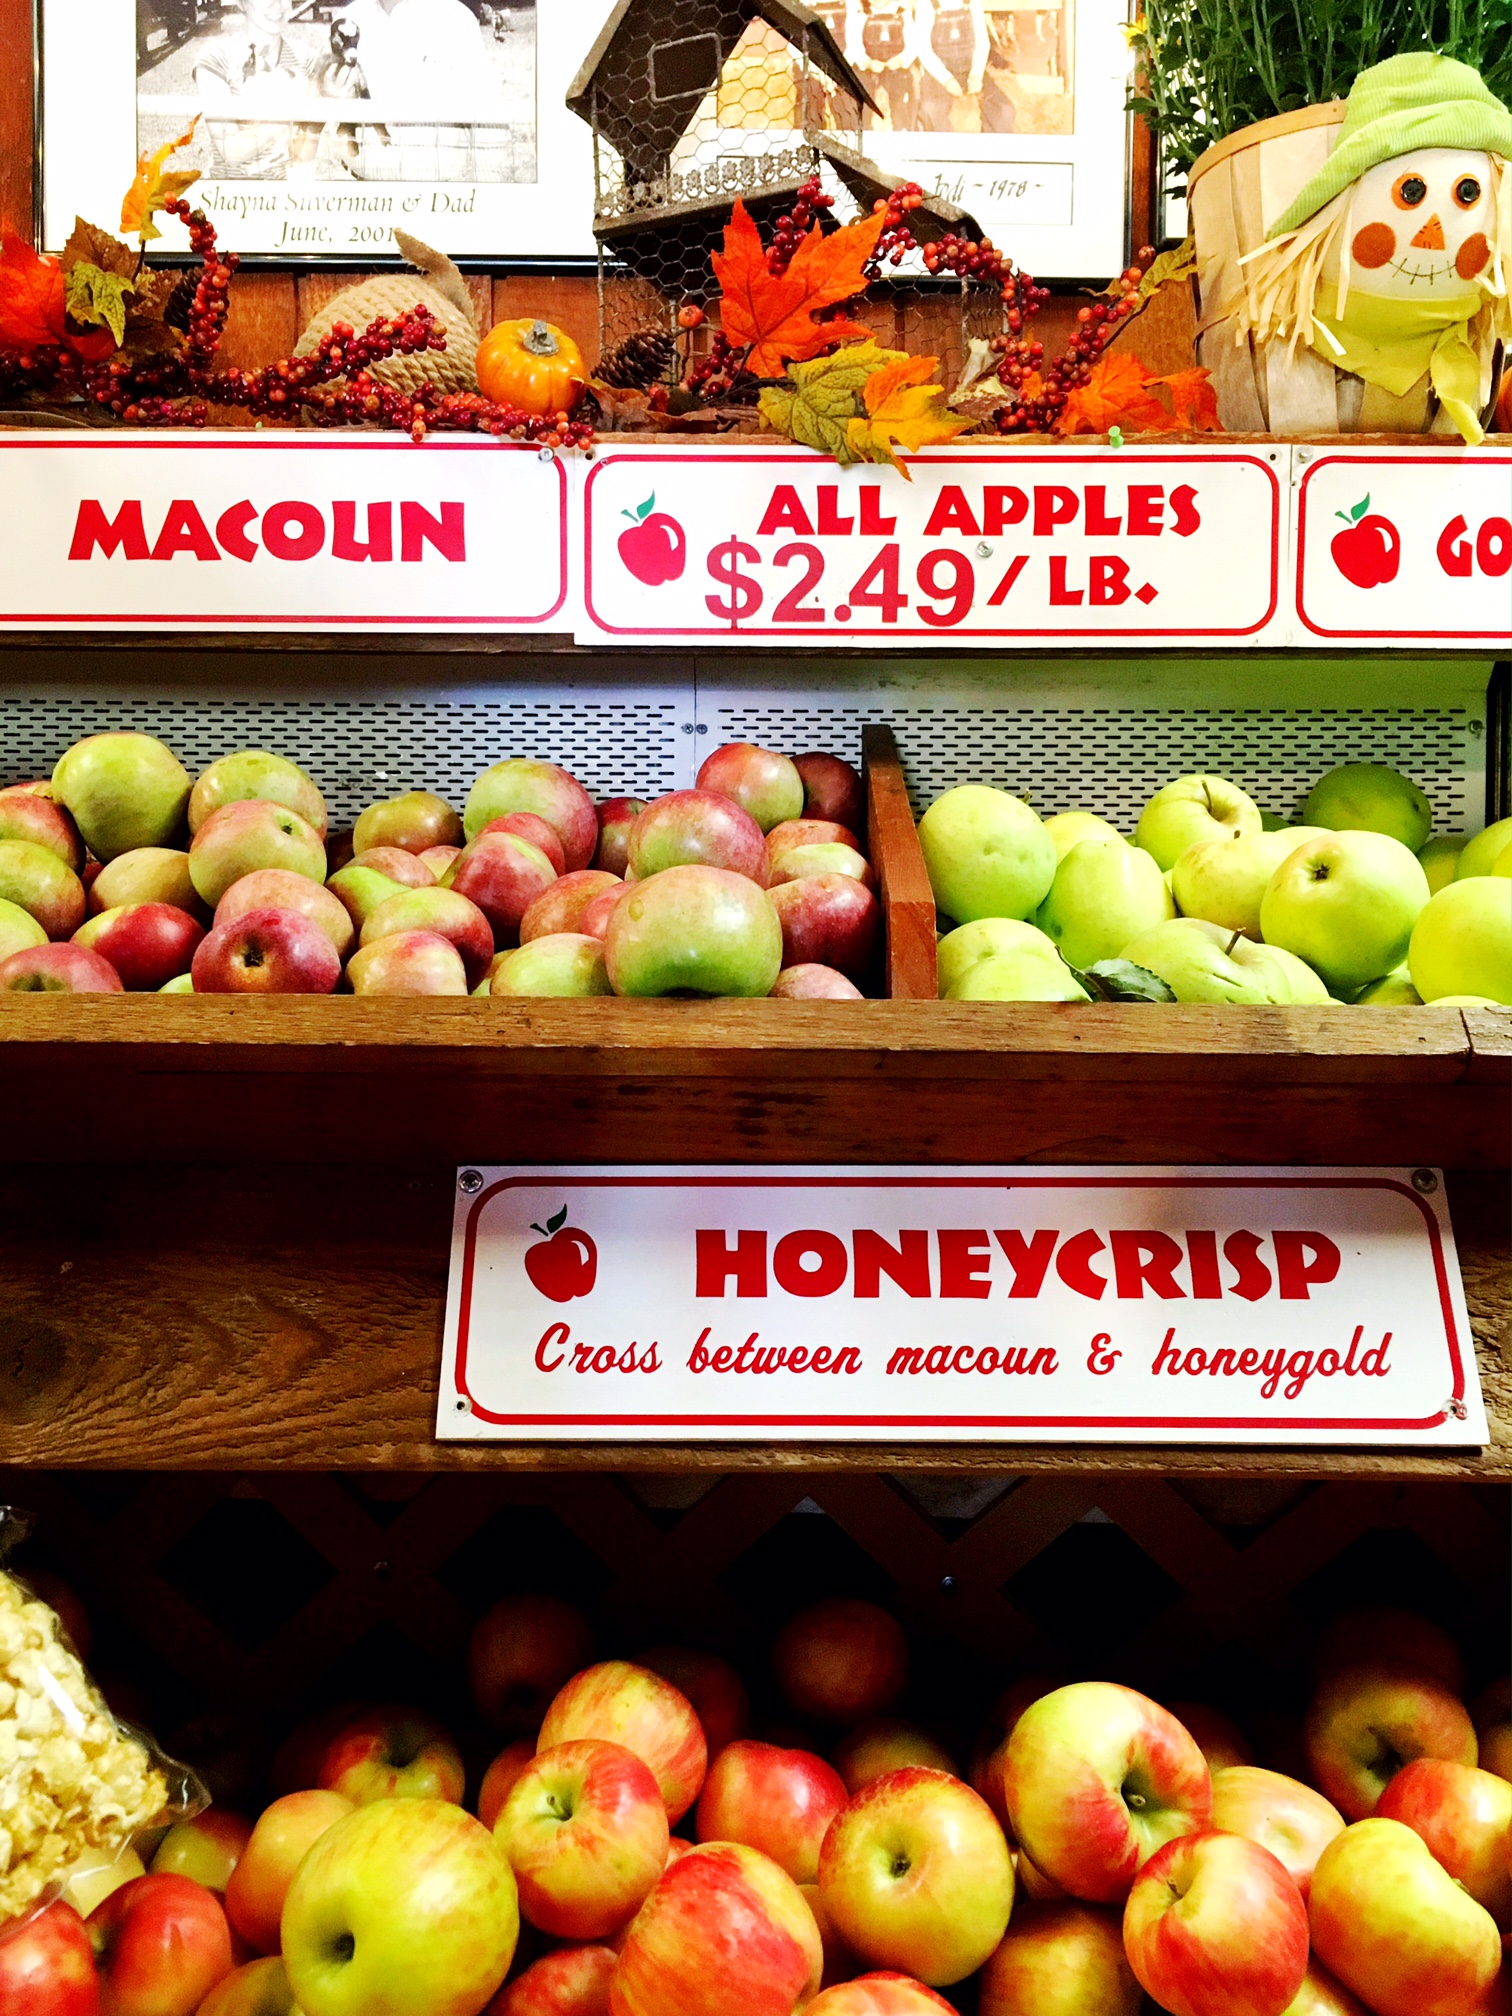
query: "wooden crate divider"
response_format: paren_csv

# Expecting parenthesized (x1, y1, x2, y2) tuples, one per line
(864, 723, 938, 1001)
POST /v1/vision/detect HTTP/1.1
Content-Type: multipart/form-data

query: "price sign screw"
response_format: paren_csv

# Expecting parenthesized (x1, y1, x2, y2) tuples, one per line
(455, 1398, 470, 1413)
(1412, 1169, 1438, 1194)
(975, 542, 993, 558)
(939, 1574, 959, 1595)
(1447, 1397, 1469, 1420)
(459, 1169, 484, 1194)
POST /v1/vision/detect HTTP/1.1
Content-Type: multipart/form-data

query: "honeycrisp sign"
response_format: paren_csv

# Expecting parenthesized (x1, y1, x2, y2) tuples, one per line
(439, 1166, 1485, 1449)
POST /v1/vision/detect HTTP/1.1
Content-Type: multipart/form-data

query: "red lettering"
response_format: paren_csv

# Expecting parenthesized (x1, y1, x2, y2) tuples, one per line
(981, 486, 1028, 535)
(150, 500, 219, 562)
(591, 1345, 615, 1372)
(1057, 1229, 1107, 1299)
(1033, 486, 1079, 536)
(712, 1345, 735, 1371)
(1273, 1230, 1341, 1300)
(262, 501, 324, 561)
(757, 485, 813, 536)
(1084, 485, 1122, 535)
(1476, 517, 1511, 576)
(69, 499, 148, 561)
(924, 486, 980, 537)
(994, 1228, 1057, 1297)
(689, 1327, 711, 1371)
(951, 1345, 976, 1373)
(1169, 484, 1200, 537)
(810, 1345, 833, 1373)
(1111, 1230, 1187, 1299)
(1089, 556, 1131, 605)
(859, 486, 896, 536)
(813, 485, 853, 536)
(976, 1346, 1000, 1373)
(853, 1228, 930, 1298)
(1224, 1229, 1272, 1301)
(401, 500, 465, 563)
(216, 501, 258, 562)
(333, 501, 394, 562)
(1360, 1333, 1391, 1375)
(1186, 1230, 1222, 1299)
(773, 1230, 847, 1297)
(535, 1322, 568, 1372)
(832, 1347, 862, 1374)
(695, 1229, 767, 1297)
(1126, 486, 1164, 536)
(1150, 1326, 1180, 1374)
(937, 1229, 991, 1298)
(986, 554, 1029, 604)
(924, 1344, 951, 1373)
(1437, 514, 1472, 576)
(788, 1346, 810, 1373)
(1048, 557, 1084, 604)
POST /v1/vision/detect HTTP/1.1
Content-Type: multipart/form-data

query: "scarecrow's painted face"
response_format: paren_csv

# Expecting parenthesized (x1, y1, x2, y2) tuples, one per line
(1344, 147, 1495, 296)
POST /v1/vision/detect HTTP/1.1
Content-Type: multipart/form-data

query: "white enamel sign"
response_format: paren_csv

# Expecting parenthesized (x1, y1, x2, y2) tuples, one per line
(439, 1166, 1485, 1447)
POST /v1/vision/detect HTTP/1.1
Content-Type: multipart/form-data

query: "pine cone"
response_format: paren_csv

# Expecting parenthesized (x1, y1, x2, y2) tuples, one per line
(597, 331, 676, 390)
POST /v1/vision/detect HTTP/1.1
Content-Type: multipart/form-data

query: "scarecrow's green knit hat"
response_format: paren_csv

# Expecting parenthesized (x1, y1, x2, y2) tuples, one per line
(1267, 52, 1511, 238)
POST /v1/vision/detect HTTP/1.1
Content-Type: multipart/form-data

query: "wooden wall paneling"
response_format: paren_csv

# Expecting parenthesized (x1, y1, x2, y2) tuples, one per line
(0, 0, 33, 238)
(492, 274, 603, 370)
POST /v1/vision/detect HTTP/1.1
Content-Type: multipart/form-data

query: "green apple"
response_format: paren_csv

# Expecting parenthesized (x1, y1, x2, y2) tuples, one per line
(1042, 812, 1124, 862)
(0, 896, 46, 965)
(937, 918, 1060, 996)
(1495, 842, 1511, 877)
(1407, 877, 1511, 1004)
(1122, 918, 1296, 1005)
(189, 802, 327, 907)
(948, 951, 1089, 1002)
(1036, 836, 1173, 968)
(918, 786, 1055, 924)
(1356, 966, 1422, 1006)
(490, 933, 612, 998)
(1303, 764, 1432, 850)
(159, 972, 195, 994)
(1433, 994, 1502, 1006)
(0, 839, 86, 939)
(325, 864, 408, 929)
(1173, 829, 1329, 939)
(604, 864, 782, 997)
(1259, 809, 1293, 832)
(1456, 818, 1512, 881)
(1261, 944, 1333, 1004)
(1417, 835, 1467, 894)
(52, 732, 191, 862)
(1260, 832, 1430, 996)
(190, 750, 327, 840)
(1134, 774, 1261, 870)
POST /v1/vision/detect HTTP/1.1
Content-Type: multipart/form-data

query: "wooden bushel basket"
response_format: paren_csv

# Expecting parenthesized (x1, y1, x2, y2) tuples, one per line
(1188, 103, 1501, 435)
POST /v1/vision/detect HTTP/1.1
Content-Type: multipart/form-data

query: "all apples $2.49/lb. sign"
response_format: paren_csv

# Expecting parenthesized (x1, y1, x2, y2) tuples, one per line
(580, 448, 1285, 645)
(439, 1166, 1485, 1447)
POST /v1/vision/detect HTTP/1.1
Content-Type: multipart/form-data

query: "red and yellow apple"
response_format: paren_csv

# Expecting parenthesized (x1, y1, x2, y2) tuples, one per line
(593, 799, 648, 878)
(316, 1705, 466, 1806)
(224, 1789, 354, 1954)
(1123, 1829, 1308, 2016)
(521, 872, 622, 943)
(353, 792, 462, 856)
(607, 1841, 821, 2016)
(478, 814, 568, 877)
(1208, 1765, 1343, 1898)
(0, 838, 86, 937)
(479, 1742, 538, 1832)
(639, 1647, 749, 1763)
(464, 760, 597, 870)
(769, 964, 863, 999)
(0, 784, 84, 870)
(148, 1809, 252, 1893)
(695, 1739, 847, 1884)
(538, 1662, 706, 1824)
(469, 1595, 596, 1737)
(1304, 1663, 1477, 1820)
(497, 1944, 616, 2015)
(803, 1974, 954, 2014)
(496, 1739, 668, 1939)
(1376, 1757, 1510, 1926)
(189, 751, 325, 841)
(977, 1898, 1139, 2016)
(188, 801, 325, 906)
(697, 743, 804, 833)
(360, 885, 494, 987)
(0, 941, 122, 991)
(0, 1899, 101, 2016)
(766, 875, 879, 981)
(347, 929, 469, 995)
(214, 870, 354, 958)
(87, 1872, 233, 2016)
(444, 833, 559, 945)
(626, 792, 768, 884)
(197, 1957, 299, 2016)
(192, 907, 341, 994)
(772, 1601, 908, 1727)
(832, 1721, 956, 1796)
(73, 904, 203, 991)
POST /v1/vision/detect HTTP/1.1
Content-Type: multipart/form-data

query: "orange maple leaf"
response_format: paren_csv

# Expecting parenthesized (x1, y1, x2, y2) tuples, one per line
(0, 233, 67, 352)
(1054, 352, 1172, 436)
(1149, 366, 1221, 431)
(846, 354, 972, 476)
(121, 119, 201, 244)
(713, 199, 885, 379)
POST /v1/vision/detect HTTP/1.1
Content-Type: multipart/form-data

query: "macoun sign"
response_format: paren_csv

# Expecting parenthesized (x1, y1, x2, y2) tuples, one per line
(440, 1166, 1485, 1447)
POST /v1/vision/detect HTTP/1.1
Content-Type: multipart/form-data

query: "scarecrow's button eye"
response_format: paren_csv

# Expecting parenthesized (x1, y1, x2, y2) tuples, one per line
(1392, 173, 1429, 209)
(1453, 175, 1482, 209)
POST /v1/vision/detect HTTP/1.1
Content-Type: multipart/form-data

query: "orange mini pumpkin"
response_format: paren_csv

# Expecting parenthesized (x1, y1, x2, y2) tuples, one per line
(476, 318, 587, 416)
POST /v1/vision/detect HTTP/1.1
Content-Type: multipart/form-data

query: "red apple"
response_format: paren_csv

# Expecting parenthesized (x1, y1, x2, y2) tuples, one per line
(1314, 1610, 1464, 1692)
(539, 1662, 706, 1825)
(496, 1739, 668, 1938)
(766, 876, 879, 981)
(316, 1704, 466, 1805)
(0, 785, 84, 870)
(470, 1596, 597, 1737)
(188, 802, 326, 907)
(479, 815, 568, 878)
(347, 929, 469, 995)
(465, 761, 597, 871)
(639, 1647, 749, 1762)
(609, 1840, 821, 2016)
(353, 792, 462, 856)
(0, 838, 86, 937)
(794, 753, 865, 831)
(0, 942, 122, 992)
(832, 1720, 956, 1796)
(192, 908, 341, 994)
(1003, 1682, 1212, 1904)
(444, 833, 559, 945)
(772, 1600, 908, 1726)
(1167, 1702, 1253, 1771)
(149, 1810, 251, 1893)
(1304, 1663, 1477, 1820)
(695, 1740, 846, 1884)
(195, 1957, 298, 2016)
(766, 820, 863, 872)
(618, 506, 685, 587)
(804, 1975, 954, 2015)
(770, 964, 864, 999)
(1015, 1847, 1069, 1902)
(627, 792, 768, 884)
(496, 1944, 615, 2015)
(818, 1767, 1013, 1986)
(977, 1898, 1138, 2016)
(420, 844, 462, 880)
(87, 1873, 233, 2016)
(1124, 1830, 1307, 2016)
(360, 886, 494, 987)
(72, 904, 203, 991)
(696, 744, 804, 833)
(223, 1789, 353, 1954)
(214, 871, 354, 958)
(593, 800, 647, 878)
(1279, 1960, 1369, 2016)
(521, 872, 622, 943)
(1209, 1765, 1344, 1899)
(480, 1742, 538, 1832)
(768, 844, 874, 890)
(578, 883, 630, 942)
(524, 1214, 598, 1298)
(0, 1899, 100, 2016)
(350, 846, 435, 888)
(1330, 513, 1400, 589)
(1376, 1757, 1510, 1926)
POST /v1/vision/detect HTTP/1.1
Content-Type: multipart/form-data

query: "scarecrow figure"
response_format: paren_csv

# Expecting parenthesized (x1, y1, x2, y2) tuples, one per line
(1234, 54, 1510, 443)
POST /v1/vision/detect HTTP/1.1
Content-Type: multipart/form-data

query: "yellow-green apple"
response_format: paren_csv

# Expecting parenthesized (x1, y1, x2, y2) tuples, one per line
(1376, 1758, 1509, 1926)
(491, 934, 612, 998)
(1260, 831, 1429, 995)
(639, 1647, 749, 1762)
(1166, 1703, 1252, 1771)
(521, 872, 622, 943)
(498, 1944, 616, 2014)
(767, 821, 863, 875)
(1004, 1682, 1211, 1904)
(579, 883, 630, 942)
(0, 838, 86, 937)
(768, 844, 873, 889)
(1456, 818, 1512, 880)
(1279, 1959, 1369, 2016)
(1134, 775, 1261, 871)
(0, 1897, 101, 2016)
(936, 919, 1060, 996)
(353, 792, 462, 855)
(350, 846, 435, 888)
(627, 792, 768, 883)
(608, 1840, 821, 2016)
(977, 1898, 1139, 2016)
(832, 1721, 956, 1796)
(817, 1766, 1013, 1985)
(283, 1798, 518, 2016)
(605, 865, 782, 998)
(1304, 1664, 1477, 1820)
(316, 1706, 466, 1806)
(361, 886, 493, 987)
(947, 951, 1089, 1001)
(347, 930, 469, 995)
(0, 942, 123, 991)
(1123, 1830, 1307, 2016)
(1314, 1609, 1465, 1691)
(972, 1673, 1068, 1828)
(773, 1601, 908, 1727)
(1043, 812, 1125, 862)
(190, 751, 326, 841)
(87, 1872, 233, 2016)
(1304, 765, 1432, 850)
(803, 1974, 955, 2014)
(594, 799, 648, 878)
(421, 844, 462, 880)
(793, 753, 864, 832)
(215, 871, 354, 959)
(480, 1743, 538, 1832)
(1121, 919, 1304, 1004)
(1419, 835, 1468, 893)
(444, 833, 559, 946)
(1309, 1817, 1501, 2016)
(192, 908, 341, 994)
(224, 1790, 354, 1953)
(61, 1843, 145, 1916)
(468, 1594, 596, 1738)
(767, 875, 879, 980)
(1172, 830, 1328, 939)
(698, 744, 805, 833)
(1208, 1767, 1343, 1898)
(0, 894, 47, 963)
(189, 803, 326, 907)
(73, 904, 203, 990)
(0, 785, 84, 870)
(478, 815, 568, 878)
(1015, 1848, 1069, 1900)
(90, 848, 205, 919)
(149, 1809, 252, 1892)
(695, 1740, 846, 1884)
(538, 1661, 706, 1824)
(53, 733, 191, 861)
(1356, 966, 1421, 1004)
(1037, 836, 1173, 966)
(917, 786, 1056, 923)
(496, 1739, 668, 1938)
(771, 964, 864, 998)
(464, 761, 597, 870)
(1408, 877, 1511, 1003)
(197, 1956, 299, 2016)
(1472, 1680, 1511, 1784)
(324, 864, 407, 929)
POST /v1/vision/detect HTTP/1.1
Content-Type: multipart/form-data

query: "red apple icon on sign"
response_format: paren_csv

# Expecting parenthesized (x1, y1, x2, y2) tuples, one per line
(1331, 494, 1400, 588)
(524, 1206, 597, 1302)
(618, 494, 686, 585)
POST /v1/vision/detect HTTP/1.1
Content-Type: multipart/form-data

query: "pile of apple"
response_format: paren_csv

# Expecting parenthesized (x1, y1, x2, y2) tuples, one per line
(0, 735, 880, 1001)
(4, 1590, 1507, 2016)
(920, 764, 1512, 1006)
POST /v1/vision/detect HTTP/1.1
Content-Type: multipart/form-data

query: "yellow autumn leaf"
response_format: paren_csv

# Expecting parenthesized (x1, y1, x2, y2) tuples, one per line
(121, 119, 201, 244)
(845, 355, 973, 478)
